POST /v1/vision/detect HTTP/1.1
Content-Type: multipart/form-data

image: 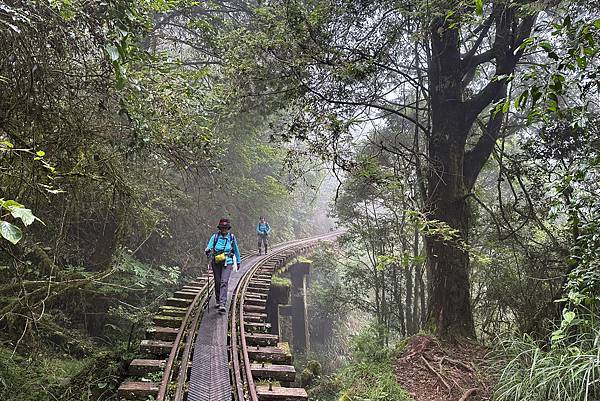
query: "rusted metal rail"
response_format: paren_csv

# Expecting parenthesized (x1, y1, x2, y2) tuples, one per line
(118, 251, 254, 401)
(118, 232, 340, 401)
(230, 233, 341, 401)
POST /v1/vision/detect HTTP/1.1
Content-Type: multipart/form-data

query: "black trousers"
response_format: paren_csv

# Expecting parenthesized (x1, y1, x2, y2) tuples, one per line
(211, 262, 233, 306)
(258, 234, 269, 250)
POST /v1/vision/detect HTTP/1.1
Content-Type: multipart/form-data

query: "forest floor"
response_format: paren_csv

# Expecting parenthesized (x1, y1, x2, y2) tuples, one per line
(395, 335, 493, 401)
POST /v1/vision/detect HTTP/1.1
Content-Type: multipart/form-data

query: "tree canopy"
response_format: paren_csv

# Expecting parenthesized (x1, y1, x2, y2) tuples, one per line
(1, 0, 599, 400)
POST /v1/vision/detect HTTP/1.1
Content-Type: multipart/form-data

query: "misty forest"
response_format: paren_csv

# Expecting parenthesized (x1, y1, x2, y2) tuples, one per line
(1, 1, 599, 401)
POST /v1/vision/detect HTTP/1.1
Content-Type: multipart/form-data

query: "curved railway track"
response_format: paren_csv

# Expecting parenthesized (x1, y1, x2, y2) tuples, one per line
(230, 232, 340, 401)
(118, 233, 340, 401)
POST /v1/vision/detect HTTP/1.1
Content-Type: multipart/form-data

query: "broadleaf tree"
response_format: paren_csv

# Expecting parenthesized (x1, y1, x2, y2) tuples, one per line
(215, 0, 580, 339)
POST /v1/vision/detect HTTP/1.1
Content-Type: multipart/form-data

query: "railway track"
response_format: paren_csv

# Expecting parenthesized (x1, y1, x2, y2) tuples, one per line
(117, 250, 254, 401)
(118, 233, 340, 401)
(229, 232, 340, 401)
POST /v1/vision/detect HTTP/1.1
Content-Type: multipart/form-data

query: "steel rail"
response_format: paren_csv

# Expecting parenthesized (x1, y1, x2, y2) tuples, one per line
(173, 282, 212, 401)
(156, 280, 210, 401)
(155, 251, 254, 401)
(230, 232, 341, 401)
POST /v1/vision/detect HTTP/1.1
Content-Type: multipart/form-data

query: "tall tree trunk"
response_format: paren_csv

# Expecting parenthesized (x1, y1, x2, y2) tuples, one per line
(420, 257, 427, 325)
(411, 223, 421, 333)
(422, 2, 536, 339)
(425, 13, 476, 339)
(425, 136, 475, 338)
(405, 260, 414, 335)
(413, 262, 422, 330)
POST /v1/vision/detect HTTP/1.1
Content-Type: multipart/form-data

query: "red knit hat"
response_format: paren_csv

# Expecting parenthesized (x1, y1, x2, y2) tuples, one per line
(217, 218, 231, 229)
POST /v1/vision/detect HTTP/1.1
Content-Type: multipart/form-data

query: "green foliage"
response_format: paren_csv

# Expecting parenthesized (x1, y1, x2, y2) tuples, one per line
(0, 345, 86, 401)
(332, 144, 427, 339)
(405, 210, 463, 245)
(491, 39, 600, 395)
(307, 360, 323, 376)
(335, 361, 411, 401)
(493, 330, 600, 401)
(0, 197, 42, 245)
(0, 221, 22, 245)
(301, 367, 316, 387)
(515, 9, 599, 123)
(113, 248, 180, 288)
(309, 325, 410, 401)
(350, 325, 395, 364)
(271, 274, 292, 288)
(475, 0, 484, 16)
(0, 341, 130, 401)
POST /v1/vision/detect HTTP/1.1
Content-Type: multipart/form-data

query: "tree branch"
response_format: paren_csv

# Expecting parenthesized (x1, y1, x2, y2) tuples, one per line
(461, 13, 495, 72)
(463, 7, 536, 124)
(306, 85, 431, 135)
(463, 107, 504, 190)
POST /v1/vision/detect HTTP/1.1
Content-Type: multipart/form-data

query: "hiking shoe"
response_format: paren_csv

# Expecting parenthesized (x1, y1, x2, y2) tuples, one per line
(218, 305, 226, 313)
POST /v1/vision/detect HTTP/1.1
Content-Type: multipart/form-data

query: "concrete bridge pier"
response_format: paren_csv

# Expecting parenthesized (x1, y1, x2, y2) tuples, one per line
(277, 261, 311, 355)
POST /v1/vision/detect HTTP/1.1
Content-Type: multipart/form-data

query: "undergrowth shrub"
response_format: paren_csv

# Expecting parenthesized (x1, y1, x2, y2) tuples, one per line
(336, 360, 411, 401)
(350, 325, 394, 363)
(494, 217, 600, 401)
(493, 327, 600, 401)
(0, 344, 129, 401)
(309, 324, 411, 401)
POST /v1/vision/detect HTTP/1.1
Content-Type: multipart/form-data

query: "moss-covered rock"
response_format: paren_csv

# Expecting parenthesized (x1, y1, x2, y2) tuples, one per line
(300, 367, 315, 386)
(306, 359, 322, 376)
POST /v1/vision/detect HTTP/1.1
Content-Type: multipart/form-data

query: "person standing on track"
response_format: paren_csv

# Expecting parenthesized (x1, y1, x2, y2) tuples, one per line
(256, 216, 271, 255)
(205, 218, 241, 313)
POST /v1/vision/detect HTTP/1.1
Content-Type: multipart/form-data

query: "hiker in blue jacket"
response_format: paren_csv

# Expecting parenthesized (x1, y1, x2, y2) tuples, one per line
(205, 218, 241, 313)
(256, 216, 271, 255)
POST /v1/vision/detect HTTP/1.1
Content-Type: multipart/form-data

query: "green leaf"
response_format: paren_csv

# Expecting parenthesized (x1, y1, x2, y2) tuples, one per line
(551, 329, 565, 343)
(576, 56, 587, 69)
(0, 221, 23, 244)
(530, 86, 542, 106)
(475, 0, 483, 16)
(539, 41, 553, 52)
(106, 45, 120, 62)
(563, 310, 576, 323)
(517, 37, 534, 53)
(1, 199, 23, 209)
(114, 62, 126, 89)
(36, 150, 45, 157)
(548, 51, 560, 61)
(8, 206, 36, 226)
(515, 90, 528, 110)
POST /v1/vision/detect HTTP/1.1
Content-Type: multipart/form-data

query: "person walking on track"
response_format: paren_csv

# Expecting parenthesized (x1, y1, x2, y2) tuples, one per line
(256, 216, 271, 255)
(205, 218, 241, 313)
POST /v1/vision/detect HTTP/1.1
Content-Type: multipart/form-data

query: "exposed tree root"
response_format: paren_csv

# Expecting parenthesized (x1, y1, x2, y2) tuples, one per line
(459, 388, 478, 401)
(444, 356, 475, 372)
(421, 355, 451, 392)
(395, 335, 492, 401)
